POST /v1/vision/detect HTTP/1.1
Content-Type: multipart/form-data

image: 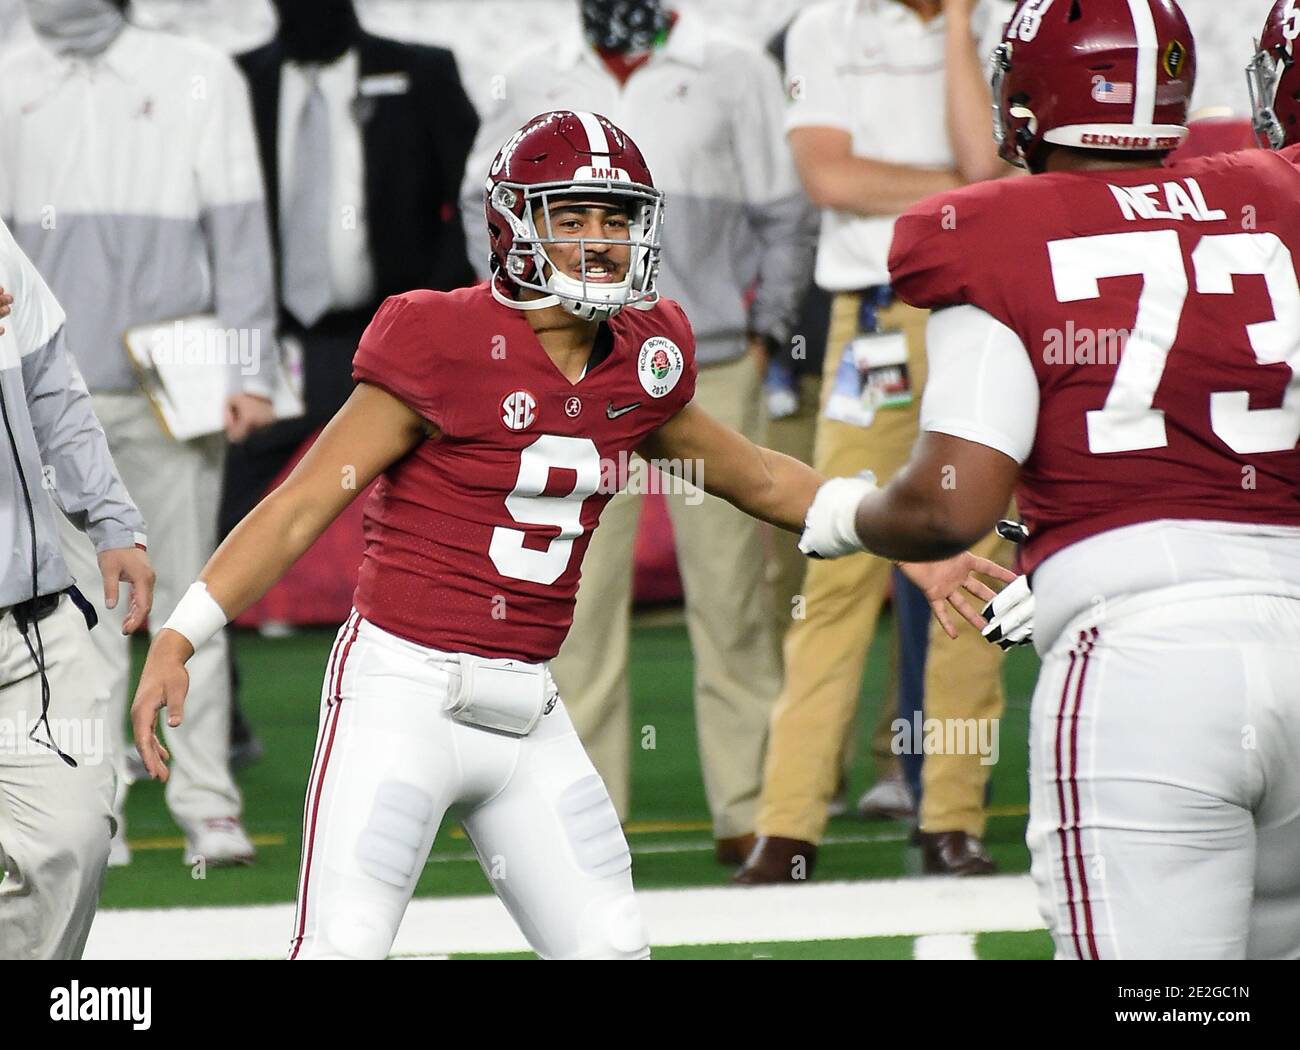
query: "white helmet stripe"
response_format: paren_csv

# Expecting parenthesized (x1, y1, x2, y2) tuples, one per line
(574, 111, 611, 158)
(1126, 0, 1159, 125)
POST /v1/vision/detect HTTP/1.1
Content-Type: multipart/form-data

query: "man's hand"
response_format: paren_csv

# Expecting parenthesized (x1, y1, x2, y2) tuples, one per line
(0, 285, 12, 335)
(130, 630, 195, 782)
(97, 546, 156, 635)
(224, 393, 275, 443)
(898, 552, 1016, 639)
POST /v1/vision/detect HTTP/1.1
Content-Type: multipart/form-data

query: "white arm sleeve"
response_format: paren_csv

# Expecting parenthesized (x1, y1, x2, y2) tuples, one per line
(920, 304, 1039, 465)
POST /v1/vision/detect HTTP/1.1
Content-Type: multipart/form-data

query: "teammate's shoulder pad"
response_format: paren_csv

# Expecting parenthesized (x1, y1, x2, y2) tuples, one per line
(890, 180, 1018, 310)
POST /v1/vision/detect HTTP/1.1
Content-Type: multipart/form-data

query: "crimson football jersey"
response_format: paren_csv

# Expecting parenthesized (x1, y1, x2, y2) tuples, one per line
(890, 144, 1300, 574)
(350, 283, 697, 660)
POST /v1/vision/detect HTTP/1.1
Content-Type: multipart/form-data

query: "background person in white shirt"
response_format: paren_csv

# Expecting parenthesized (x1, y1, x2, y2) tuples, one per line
(738, 0, 1020, 883)
(460, 0, 817, 860)
(1, 0, 279, 867)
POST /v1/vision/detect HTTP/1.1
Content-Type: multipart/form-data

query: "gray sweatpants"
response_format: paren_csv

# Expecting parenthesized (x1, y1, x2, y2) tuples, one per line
(0, 596, 114, 960)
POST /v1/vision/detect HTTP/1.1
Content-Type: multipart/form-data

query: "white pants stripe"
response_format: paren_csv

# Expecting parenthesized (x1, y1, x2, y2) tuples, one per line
(1029, 593, 1300, 960)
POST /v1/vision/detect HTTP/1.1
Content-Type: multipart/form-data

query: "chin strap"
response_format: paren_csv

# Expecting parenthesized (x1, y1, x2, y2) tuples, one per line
(491, 275, 560, 312)
(491, 272, 623, 322)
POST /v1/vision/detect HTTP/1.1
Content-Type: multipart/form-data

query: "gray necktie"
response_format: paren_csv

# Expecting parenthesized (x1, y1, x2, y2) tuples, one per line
(281, 72, 333, 328)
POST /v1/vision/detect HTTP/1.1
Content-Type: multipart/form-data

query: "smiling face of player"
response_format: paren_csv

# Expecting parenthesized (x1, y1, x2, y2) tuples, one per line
(533, 200, 633, 286)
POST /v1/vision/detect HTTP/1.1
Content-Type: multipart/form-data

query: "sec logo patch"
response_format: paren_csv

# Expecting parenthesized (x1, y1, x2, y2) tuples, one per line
(637, 337, 684, 399)
(501, 389, 537, 431)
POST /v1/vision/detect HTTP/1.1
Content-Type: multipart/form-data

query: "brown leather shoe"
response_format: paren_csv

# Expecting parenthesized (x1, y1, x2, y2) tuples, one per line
(917, 831, 998, 876)
(715, 833, 756, 866)
(732, 836, 817, 884)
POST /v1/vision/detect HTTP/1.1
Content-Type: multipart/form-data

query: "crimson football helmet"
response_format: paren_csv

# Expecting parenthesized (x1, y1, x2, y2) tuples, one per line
(483, 110, 664, 321)
(1249, 0, 1300, 149)
(992, 0, 1196, 170)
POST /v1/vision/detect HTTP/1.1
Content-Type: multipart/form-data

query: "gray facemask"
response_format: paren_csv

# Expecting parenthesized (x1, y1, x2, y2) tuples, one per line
(25, 0, 126, 58)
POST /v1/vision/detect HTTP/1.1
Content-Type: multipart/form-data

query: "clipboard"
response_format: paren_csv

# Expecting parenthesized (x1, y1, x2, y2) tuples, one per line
(123, 315, 304, 441)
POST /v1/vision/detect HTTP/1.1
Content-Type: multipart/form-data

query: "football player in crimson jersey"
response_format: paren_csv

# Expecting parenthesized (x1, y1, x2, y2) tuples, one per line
(797, 0, 1300, 959)
(1251, 0, 1300, 150)
(127, 110, 1008, 960)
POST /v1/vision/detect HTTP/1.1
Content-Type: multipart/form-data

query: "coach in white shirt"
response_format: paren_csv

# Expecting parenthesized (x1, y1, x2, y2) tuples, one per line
(461, 0, 817, 856)
(0, 0, 279, 867)
(738, 0, 1020, 883)
(0, 218, 153, 959)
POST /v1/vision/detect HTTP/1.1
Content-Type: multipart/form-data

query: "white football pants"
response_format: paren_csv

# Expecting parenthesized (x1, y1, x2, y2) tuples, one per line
(1028, 590, 1300, 959)
(288, 613, 650, 960)
(0, 597, 114, 960)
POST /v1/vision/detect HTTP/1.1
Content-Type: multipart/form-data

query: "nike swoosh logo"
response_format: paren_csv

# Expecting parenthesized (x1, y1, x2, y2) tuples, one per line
(606, 401, 641, 420)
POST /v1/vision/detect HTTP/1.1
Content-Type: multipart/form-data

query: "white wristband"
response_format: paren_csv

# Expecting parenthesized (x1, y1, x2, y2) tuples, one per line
(162, 582, 228, 651)
(798, 473, 877, 559)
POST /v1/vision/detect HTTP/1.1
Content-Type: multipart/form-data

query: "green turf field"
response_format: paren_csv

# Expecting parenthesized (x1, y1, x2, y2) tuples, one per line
(102, 612, 1047, 959)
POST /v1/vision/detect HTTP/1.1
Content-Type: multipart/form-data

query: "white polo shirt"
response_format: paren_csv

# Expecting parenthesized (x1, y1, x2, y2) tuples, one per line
(785, 0, 1011, 291)
(0, 25, 278, 396)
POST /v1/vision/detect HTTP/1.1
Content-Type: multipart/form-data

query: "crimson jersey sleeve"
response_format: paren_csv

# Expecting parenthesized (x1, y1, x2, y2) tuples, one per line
(888, 198, 972, 311)
(887, 184, 1018, 328)
(352, 291, 446, 426)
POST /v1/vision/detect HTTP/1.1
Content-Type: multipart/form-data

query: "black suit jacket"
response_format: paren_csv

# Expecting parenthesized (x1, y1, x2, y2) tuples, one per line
(238, 33, 480, 306)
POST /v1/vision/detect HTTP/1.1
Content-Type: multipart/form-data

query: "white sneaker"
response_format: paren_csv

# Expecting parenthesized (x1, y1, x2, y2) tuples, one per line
(856, 772, 916, 821)
(183, 817, 256, 867)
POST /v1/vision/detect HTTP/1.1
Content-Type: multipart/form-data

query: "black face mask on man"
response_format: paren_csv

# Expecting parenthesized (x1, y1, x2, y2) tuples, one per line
(273, 0, 360, 64)
(25, 0, 127, 58)
(580, 0, 669, 54)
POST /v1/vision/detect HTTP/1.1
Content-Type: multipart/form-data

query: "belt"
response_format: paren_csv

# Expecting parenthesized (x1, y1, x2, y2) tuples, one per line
(1, 586, 97, 633)
(2, 592, 61, 632)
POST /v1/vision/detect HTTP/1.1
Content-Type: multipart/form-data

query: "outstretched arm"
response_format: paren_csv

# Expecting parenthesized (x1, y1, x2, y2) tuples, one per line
(192, 384, 429, 621)
(851, 431, 1020, 562)
(642, 402, 1013, 637)
(131, 383, 431, 779)
(638, 400, 822, 532)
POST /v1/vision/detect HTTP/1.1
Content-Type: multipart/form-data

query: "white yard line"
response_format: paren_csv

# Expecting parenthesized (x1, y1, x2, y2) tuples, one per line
(84, 875, 1042, 960)
(913, 933, 978, 960)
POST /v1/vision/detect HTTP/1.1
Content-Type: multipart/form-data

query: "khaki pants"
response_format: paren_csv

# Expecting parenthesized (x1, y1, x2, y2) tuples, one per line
(58, 390, 242, 843)
(757, 293, 1008, 844)
(0, 597, 114, 959)
(551, 353, 780, 837)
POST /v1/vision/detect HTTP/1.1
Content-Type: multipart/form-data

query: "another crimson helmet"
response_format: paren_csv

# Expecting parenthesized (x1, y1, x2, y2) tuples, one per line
(483, 110, 664, 321)
(1249, 0, 1300, 150)
(992, 0, 1196, 170)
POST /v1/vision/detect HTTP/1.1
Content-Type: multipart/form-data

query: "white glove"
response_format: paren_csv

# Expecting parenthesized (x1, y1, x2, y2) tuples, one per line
(981, 574, 1034, 650)
(798, 474, 877, 559)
